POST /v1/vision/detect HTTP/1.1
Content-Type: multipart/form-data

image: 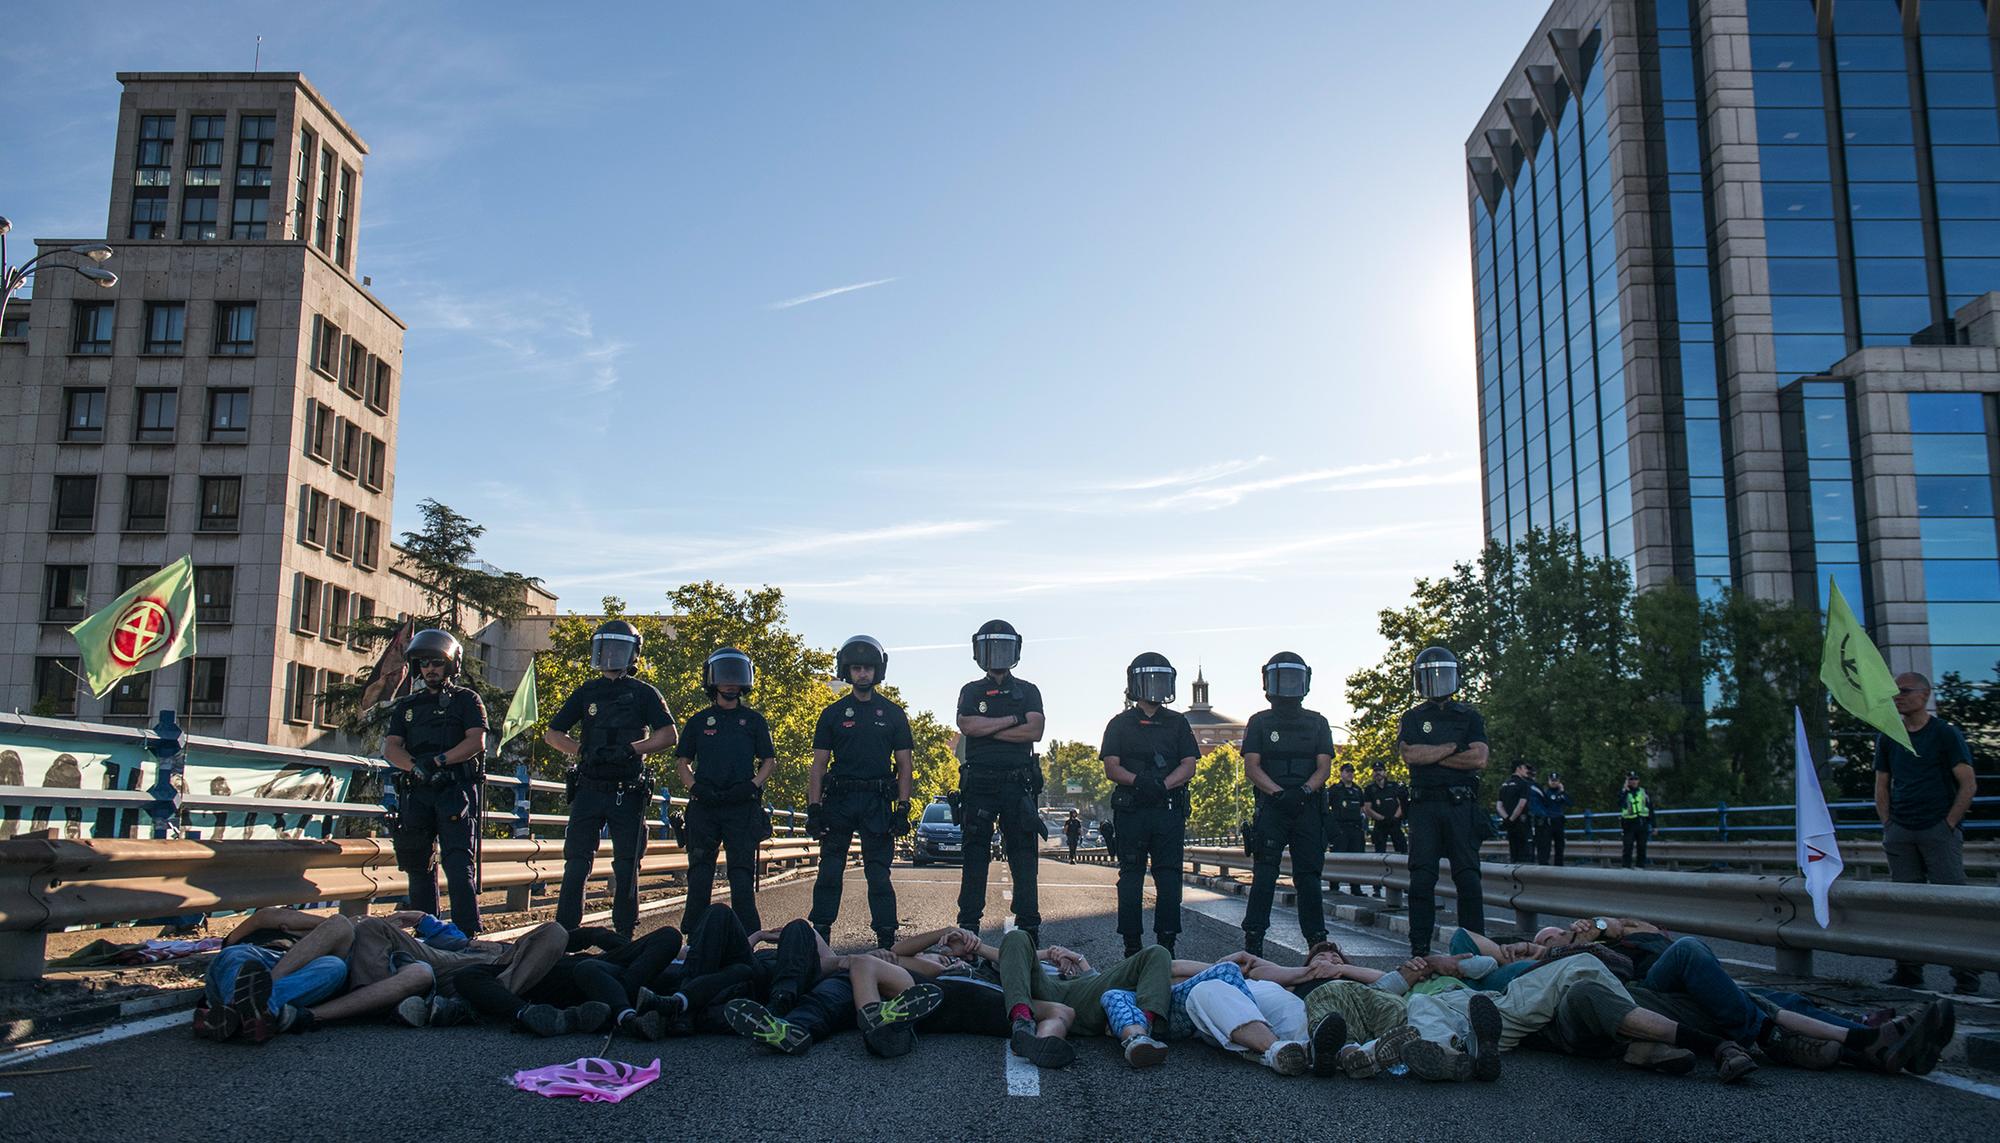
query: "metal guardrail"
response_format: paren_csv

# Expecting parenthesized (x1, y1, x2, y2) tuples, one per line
(1478, 837, 2000, 879)
(1553, 795, 1999, 842)
(0, 834, 822, 980)
(1180, 846, 2000, 976)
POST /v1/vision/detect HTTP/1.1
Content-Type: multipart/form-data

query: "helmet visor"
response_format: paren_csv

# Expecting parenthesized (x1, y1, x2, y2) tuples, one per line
(590, 632, 638, 672)
(1128, 665, 1175, 704)
(706, 650, 755, 689)
(1414, 660, 1459, 699)
(1263, 661, 1310, 699)
(973, 632, 1020, 671)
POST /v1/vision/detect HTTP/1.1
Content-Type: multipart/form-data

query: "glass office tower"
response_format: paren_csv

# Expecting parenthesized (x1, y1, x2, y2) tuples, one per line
(1469, 0, 2000, 682)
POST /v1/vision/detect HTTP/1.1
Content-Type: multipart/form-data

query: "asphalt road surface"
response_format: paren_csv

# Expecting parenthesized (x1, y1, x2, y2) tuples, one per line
(3, 856, 1996, 1142)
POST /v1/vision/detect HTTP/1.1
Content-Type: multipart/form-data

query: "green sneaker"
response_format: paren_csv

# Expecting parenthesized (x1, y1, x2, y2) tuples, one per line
(725, 998, 811, 1056)
(874, 983, 944, 1027)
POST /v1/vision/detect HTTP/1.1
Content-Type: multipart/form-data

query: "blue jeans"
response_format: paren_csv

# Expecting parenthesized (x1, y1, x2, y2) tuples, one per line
(206, 945, 348, 1013)
(1748, 989, 1868, 1032)
(1641, 937, 1764, 1043)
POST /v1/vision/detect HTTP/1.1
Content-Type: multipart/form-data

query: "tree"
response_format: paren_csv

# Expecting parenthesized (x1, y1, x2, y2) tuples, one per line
(1186, 744, 1254, 839)
(1042, 739, 1112, 813)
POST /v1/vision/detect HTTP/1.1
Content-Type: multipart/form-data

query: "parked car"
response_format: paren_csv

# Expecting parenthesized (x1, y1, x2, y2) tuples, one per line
(909, 797, 1007, 864)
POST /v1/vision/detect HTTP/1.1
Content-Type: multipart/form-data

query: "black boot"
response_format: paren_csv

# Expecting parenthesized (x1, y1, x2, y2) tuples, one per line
(1243, 932, 1264, 956)
(1157, 934, 1175, 956)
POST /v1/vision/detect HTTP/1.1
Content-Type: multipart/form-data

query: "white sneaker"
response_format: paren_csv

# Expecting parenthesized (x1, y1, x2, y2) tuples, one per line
(1123, 1033, 1168, 1068)
(1263, 1040, 1309, 1076)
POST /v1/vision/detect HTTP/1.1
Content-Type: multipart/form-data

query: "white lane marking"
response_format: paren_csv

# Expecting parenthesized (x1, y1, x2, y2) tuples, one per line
(0, 1010, 186, 1070)
(1918, 1071, 2000, 1102)
(1004, 1043, 1042, 1096)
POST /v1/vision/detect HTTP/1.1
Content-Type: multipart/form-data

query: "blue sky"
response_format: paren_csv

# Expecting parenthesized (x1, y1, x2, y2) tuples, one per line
(6, 2, 1549, 743)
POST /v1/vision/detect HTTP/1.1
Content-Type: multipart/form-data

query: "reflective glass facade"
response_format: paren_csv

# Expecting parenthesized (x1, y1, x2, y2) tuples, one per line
(1911, 392, 2000, 680)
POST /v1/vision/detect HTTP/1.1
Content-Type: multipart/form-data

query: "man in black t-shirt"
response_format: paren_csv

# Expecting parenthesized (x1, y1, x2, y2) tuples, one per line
(1365, 761, 1407, 857)
(383, 630, 489, 934)
(1101, 652, 1199, 957)
(1326, 763, 1371, 896)
(1399, 646, 1489, 957)
(1240, 652, 1335, 955)
(954, 620, 1046, 940)
(675, 647, 777, 934)
(1877, 671, 1981, 993)
(808, 636, 915, 948)
(543, 619, 677, 938)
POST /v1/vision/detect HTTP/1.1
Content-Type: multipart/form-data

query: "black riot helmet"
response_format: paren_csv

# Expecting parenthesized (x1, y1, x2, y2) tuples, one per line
(703, 646, 756, 697)
(1413, 646, 1460, 700)
(836, 635, 888, 685)
(1125, 652, 1176, 705)
(406, 629, 462, 688)
(1262, 651, 1311, 701)
(590, 618, 642, 674)
(972, 619, 1022, 672)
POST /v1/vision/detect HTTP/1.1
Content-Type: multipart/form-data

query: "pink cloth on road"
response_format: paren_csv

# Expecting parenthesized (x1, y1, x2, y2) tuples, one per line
(511, 1058, 661, 1104)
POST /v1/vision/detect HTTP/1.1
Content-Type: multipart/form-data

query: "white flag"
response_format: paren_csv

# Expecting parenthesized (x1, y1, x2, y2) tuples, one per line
(1793, 707, 1844, 928)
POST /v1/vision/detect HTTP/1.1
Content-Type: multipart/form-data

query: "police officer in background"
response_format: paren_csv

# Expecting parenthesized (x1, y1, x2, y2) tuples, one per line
(1533, 771, 1570, 866)
(1619, 771, 1653, 868)
(1398, 646, 1489, 957)
(1365, 759, 1407, 856)
(383, 629, 489, 934)
(1101, 652, 1198, 957)
(954, 620, 1046, 941)
(1326, 762, 1370, 897)
(1240, 652, 1334, 956)
(1496, 759, 1537, 864)
(807, 635, 914, 948)
(676, 647, 777, 934)
(543, 619, 677, 937)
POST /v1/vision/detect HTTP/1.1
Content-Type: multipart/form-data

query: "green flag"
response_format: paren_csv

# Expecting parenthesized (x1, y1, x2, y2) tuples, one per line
(67, 555, 198, 699)
(1819, 577, 1914, 755)
(499, 660, 538, 748)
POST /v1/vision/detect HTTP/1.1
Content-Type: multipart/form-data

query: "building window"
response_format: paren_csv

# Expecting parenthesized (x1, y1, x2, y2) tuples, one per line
(311, 315, 339, 375)
(42, 565, 89, 622)
(215, 302, 256, 354)
(33, 657, 79, 716)
(134, 388, 178, 443)
(135, 114, 174, 186)
(334, 167, 354, 268)
(314, 147, 333, 252)
(332, 501, 356, 559)
(327, 586, 352, 642)
(316, 671, 343, 727)
(53, 475, 97, 531)
(206, 388, 250, 441)
(350, 595, 375, 648)
(72, 302, 114, 354)
(185, 115, 225, 187)
(179, 188, 219, 240)
(186, 657, 228, 717)
(301, 485, 330, 547)
(358, 514, 381, 570)
(235, 114, 275, 188)
(288, 662, 317, 724)
(367, 359, 393, 412)
(363, 436, 386, 492)
(143, 302, 185, 354)
(304, 398, 336, 460)
(116, 565, 153, 593)
(230, 194, 269, 239)
(293, 128, 315, 239)
(2, 310, 26, 339)
(336, 419, 361, 477)
(198, 476, 241, 532)
(125, 476, 170, 531)
(296, 574, 323, 634)
(108, 672, 152, 718)
(195, 565, 234, 625)
(62, 389, 107, 442)
(130, 189, 168, 240)
(342, 340, 366, 397)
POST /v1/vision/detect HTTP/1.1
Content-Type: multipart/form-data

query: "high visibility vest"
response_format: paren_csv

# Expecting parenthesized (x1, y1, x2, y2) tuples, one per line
(1621, 788, 1651, 819)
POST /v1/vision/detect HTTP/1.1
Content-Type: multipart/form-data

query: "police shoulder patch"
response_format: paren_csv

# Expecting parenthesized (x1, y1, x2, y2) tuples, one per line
(707, 716, 716, 726)
(1269, 730, 1280, 742)
(978, 700, 988, 713)
(403, 708, 413, 723)
(1422, 720, 1433, 734)
(588, 702, 598, 717)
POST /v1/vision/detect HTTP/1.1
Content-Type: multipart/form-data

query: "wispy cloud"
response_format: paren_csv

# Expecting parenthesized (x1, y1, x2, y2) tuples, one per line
(401, 286, 629, 395)
(1148, 455, 1454, 510)
(1321, 468, 1479, 493)
(767, 277, 899, 310)
(553, 519, 1003, 586)
(1095, 457, 1271, 492)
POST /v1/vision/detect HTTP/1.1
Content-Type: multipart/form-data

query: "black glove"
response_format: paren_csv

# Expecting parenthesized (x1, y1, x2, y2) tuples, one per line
(945, 790, 964, 825)
(1275, 786, 1307, 811)
(1134, 772, 1167, 808)
(733, 780, 763, 804)
(892, 799, 912, 836)
(563, 767, 579, 801)
(411, 754, 436, 782)
(806, 802, 828, 840)
(667, 812, 688, 846)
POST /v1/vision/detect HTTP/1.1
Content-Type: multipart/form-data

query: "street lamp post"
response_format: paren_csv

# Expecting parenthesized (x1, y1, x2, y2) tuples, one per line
(0, 217, 117, 318)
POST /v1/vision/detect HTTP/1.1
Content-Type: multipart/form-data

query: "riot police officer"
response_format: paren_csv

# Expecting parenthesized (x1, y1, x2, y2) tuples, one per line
(1325, 762, 1370, 897)
(807, 635, 914, 948)
(675, 647, 777, 934)
(953, 619, 1045, 940)
(1240, 652, 1334, 955)
(1100, 652, 1198, 957)
(1399, 646, 1489, 956)
(382, 629, 489, 934)
(543, 619, 677, 937)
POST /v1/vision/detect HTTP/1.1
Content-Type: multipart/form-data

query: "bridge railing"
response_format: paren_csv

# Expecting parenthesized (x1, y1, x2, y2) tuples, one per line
(1555, 796, 1999, 842)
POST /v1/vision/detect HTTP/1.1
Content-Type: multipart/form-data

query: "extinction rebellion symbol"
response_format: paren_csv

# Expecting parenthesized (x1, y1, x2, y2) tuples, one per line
(109, 597, 174, 668)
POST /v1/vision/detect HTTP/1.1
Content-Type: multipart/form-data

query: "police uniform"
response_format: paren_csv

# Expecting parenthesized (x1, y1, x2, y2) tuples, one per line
(1241, 705, 1335, 946)
(954, 675, 1045, 934)
(1534, 784, 1570, 866)
(1399, 698, 1489, 955)
(1101, 704, 1197, 948)
(385, 684, 488, 934)
(676, 702, 775, 933)
(1366, 777, 1407, 854)
(1620, 782, 1653, 868)
(808, 693, 914, 944)
(1497, 771, 1536, 863)
(548, 675, 672, 936)
(1325, 777, 1370, 893)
